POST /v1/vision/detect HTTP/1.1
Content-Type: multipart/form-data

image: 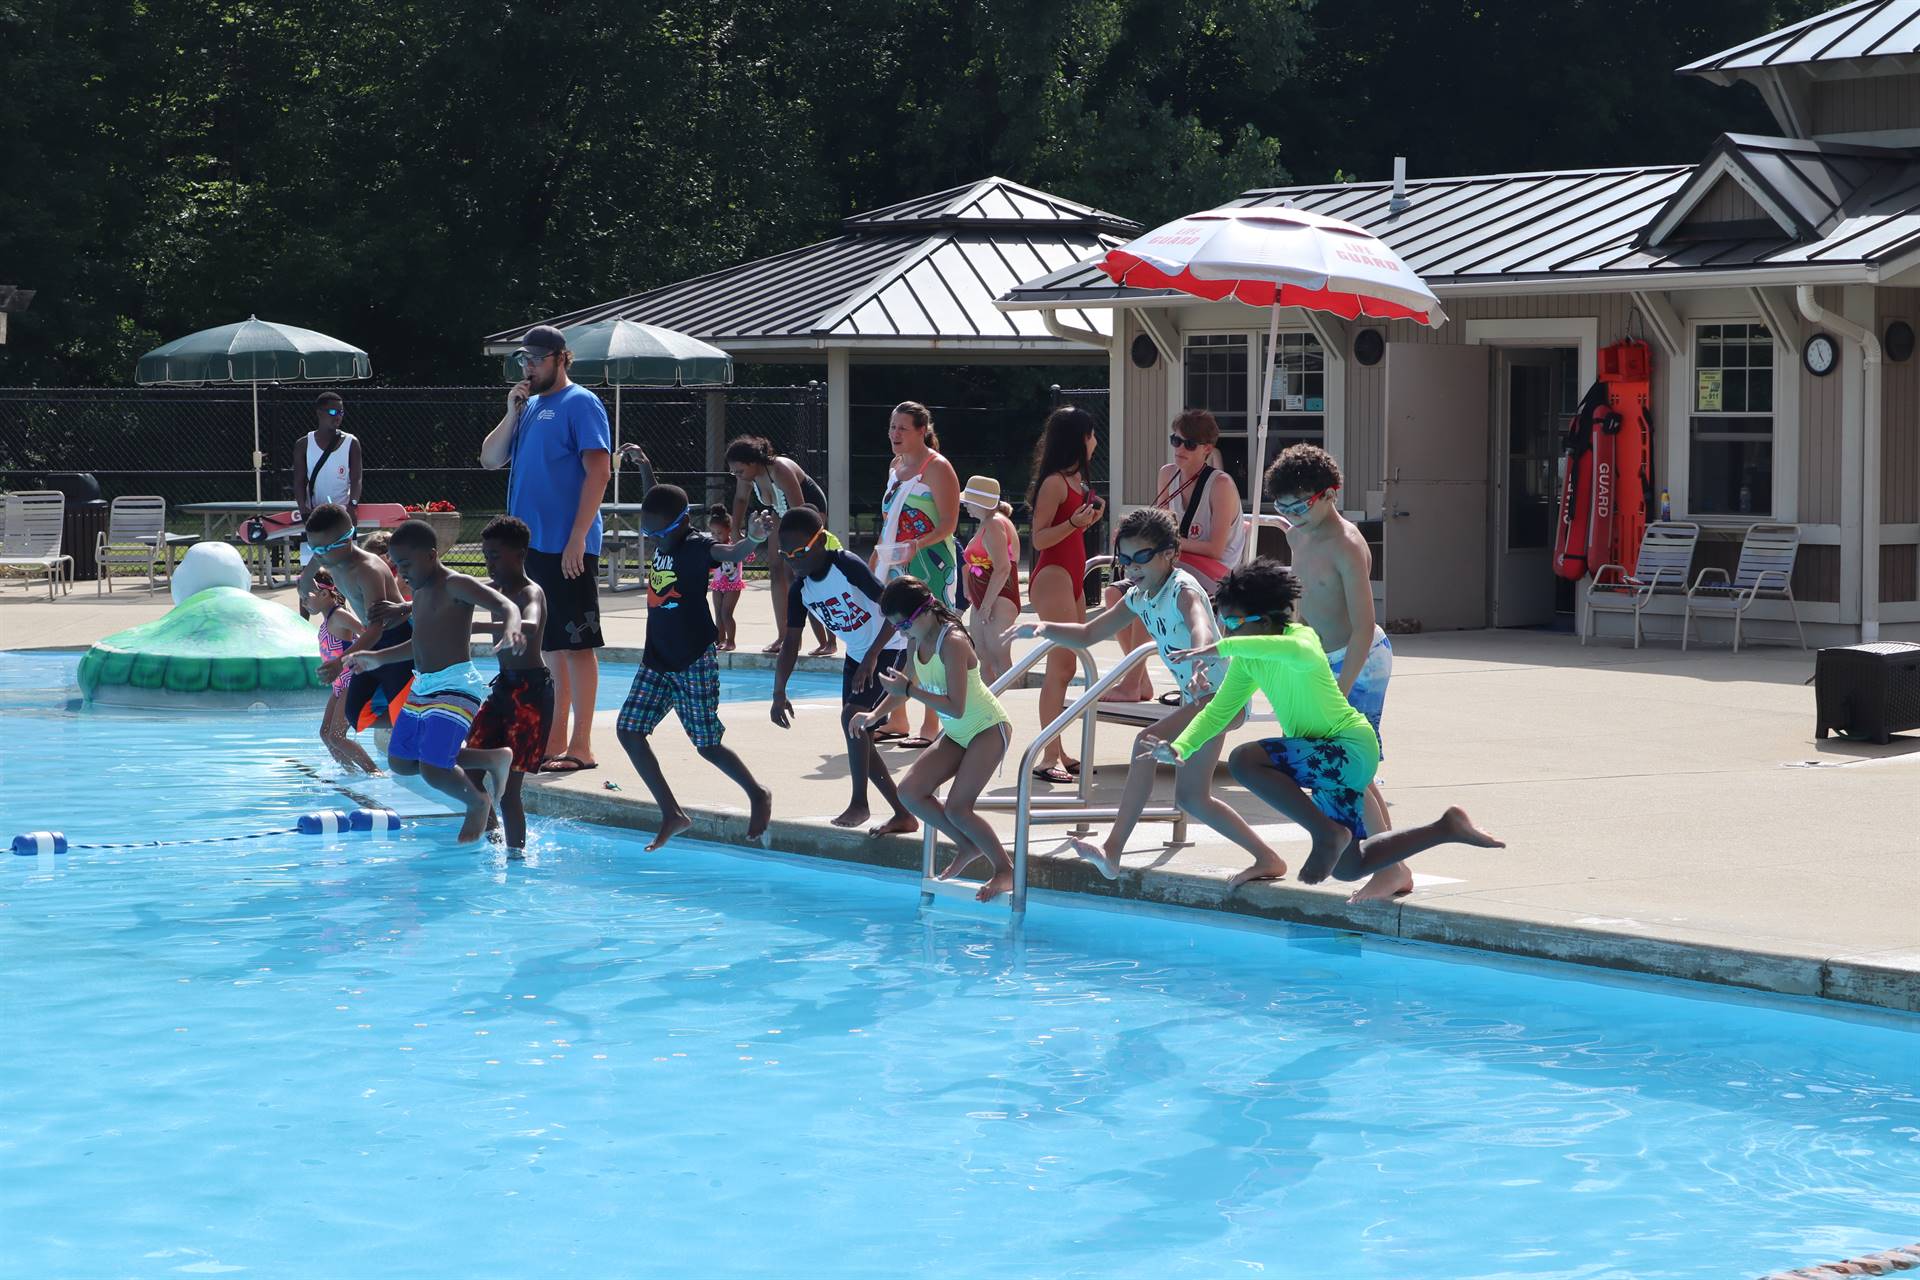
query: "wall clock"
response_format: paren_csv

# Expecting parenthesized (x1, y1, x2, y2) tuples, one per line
(1803, 332, 1837, 376)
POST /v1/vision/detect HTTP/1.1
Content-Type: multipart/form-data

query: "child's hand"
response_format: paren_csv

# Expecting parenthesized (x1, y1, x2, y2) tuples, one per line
(618, 442, 648, 460)
(851, 713, 880, 738)
(1148, 739, 1181, 766)
(877, 666, 910, 695)
(1167, 641, 1217, 666)
(318, 657, 345, 683)
(769, 694, 794, 729)
(494, 626, 526, 656)
(345, 652, 381, 674)
(747, 510, 774, 543)
(368, 599, 409, 629)
(1184, 664, 1213, 699)
(1007, 621, 1041, 642)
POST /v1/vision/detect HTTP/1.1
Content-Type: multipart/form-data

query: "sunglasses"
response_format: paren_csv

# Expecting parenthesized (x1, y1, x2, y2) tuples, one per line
(1170, 433, 1204, 451)
(1272, 488, 1332, 518)
(521, 351, 559, 366)
(1113, 541, 1176, 566)
(781, 528, 824, 560)
(886, 598, 932, 631)
(320, 407, 342, 417)
(307, 525, 358, 554)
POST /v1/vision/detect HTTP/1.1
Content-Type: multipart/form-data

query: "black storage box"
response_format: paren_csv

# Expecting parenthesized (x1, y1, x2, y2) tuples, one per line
(1814, 642, 1920, 743)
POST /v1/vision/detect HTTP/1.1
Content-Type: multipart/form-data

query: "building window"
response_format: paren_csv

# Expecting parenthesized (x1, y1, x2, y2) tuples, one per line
(1183, 331, 1325, 496)
(1689, 322, 1774, 516)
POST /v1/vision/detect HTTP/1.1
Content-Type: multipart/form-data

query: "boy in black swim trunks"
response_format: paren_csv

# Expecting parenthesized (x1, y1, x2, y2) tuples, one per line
(616, 484, 774, 852)
(297, 504, 413, 731)
(769, 506, 916, 836)
(463, 516, 550, 854)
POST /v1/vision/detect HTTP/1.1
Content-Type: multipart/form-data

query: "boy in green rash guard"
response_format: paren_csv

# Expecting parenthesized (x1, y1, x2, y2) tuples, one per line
(1153, 559, 1504, 889)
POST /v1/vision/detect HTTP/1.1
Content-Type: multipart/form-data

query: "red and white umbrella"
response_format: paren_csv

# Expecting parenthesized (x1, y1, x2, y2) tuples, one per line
(1099, 206, 1446, 555)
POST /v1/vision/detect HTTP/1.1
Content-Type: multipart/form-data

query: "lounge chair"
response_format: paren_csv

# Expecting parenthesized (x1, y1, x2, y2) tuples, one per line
(1582, 520, 1699, 648)
(96, 495, 197, 594)
(1682, 522, 1805, 652)
(0, 490, 76, 599)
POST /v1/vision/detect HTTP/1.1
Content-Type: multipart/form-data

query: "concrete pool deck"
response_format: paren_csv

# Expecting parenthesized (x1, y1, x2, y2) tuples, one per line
(5, 579, 1917, 1013)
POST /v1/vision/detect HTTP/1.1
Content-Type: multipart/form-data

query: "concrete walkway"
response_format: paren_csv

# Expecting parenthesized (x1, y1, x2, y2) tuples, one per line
(6, 576, 1917, 1013)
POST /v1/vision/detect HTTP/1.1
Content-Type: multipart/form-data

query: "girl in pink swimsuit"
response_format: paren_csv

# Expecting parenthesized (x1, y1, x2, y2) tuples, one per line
(305, 572, 380, 774)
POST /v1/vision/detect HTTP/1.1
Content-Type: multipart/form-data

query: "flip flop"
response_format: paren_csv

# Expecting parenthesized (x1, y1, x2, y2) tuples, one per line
(1063, 759, 1082, 776)
(870, 729, 908, 742)
(1031, 765, 1074, 785)
(540, 755, 598, 774)
(1157, 690, 1184, 706)
(898, 736, 934, 749)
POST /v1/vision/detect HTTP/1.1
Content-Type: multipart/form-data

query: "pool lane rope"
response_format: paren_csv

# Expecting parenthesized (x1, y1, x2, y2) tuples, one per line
(10, 809, 402, 857)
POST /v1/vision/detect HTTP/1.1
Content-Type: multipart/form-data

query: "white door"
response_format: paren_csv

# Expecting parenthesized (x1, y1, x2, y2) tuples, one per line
(1383, 343, 1490, 631)
(1491, 348, 1577, 627)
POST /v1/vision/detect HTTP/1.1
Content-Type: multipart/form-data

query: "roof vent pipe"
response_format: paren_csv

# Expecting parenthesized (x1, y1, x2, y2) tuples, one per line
(1389, 157, 1411, 218)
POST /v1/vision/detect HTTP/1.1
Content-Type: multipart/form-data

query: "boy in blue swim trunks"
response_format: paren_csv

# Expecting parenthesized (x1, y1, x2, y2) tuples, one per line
(1153, 560, 1501, 889)
(1267, 444, 1404, 902)
(346, 519, 525, 842)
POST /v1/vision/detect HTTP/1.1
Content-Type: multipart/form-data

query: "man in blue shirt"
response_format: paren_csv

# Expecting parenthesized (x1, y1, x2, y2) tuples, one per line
(481, 324, 612, 772)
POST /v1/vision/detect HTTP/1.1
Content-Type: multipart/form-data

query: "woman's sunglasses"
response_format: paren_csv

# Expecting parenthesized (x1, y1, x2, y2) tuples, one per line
(781, 528, 824, 560)
(1169, 433, 1204, 451)
(1113, 541, 1176, 566)
(306, 526, 358, 554)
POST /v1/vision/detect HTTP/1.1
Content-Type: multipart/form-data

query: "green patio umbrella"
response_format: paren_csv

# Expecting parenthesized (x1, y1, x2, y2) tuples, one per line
(137, 316, 372, 500)
(505, 319, 733, 501)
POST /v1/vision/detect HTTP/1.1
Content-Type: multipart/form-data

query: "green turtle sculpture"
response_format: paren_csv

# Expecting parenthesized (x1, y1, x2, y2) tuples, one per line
(79, 542, 326, 708)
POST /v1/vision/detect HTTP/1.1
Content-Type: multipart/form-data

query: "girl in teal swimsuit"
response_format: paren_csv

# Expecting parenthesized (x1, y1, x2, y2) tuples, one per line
(1155, 560, 1503, 889)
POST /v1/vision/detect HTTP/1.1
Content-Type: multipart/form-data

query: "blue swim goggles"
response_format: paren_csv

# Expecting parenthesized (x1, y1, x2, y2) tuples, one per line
(641, 510, 687, 539)
(307, 525, 358, 554)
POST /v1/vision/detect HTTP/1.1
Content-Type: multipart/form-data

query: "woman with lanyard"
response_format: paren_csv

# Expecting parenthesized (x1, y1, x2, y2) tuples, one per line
(1103, 408, 1242, 704)
(720, 434, 837, 657)
(1025, 404, 1105, 783)
(872, 401, 960, 747)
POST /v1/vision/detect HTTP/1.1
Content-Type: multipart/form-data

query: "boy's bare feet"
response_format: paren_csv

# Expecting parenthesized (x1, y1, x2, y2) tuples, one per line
(937, 849, 988, 881)
(1068, 837, 1121, 881)
(1296, 823, 1354, 885)
(808, 639, 838, 658)
(747, 786, 773, 842)
(761, 639, 784, 656)
(457, 796, 491, 844)
(1228, 853, 1289, 889)
(831, 804, 870, 829)
(1439, 806, 1504, 848)
(976, 868, 1014, 902)
(868, 812, 918, 838)
(646, 811, 694, 851)
(1349, 862, 1413, 903)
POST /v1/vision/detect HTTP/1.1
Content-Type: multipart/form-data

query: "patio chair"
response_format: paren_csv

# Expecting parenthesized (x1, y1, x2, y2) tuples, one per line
(1682, 522, 1805, 653)
(0, 490, 76, 599)
(96, 495, 197, 594)
(1581, 520, 1699, 648)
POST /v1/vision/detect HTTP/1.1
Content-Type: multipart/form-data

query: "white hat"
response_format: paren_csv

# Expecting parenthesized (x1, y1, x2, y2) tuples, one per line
(961, 475, 1002, 507)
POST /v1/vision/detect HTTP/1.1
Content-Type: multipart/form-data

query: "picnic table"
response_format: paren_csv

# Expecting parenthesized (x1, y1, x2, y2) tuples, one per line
(600, 502, 648, 592)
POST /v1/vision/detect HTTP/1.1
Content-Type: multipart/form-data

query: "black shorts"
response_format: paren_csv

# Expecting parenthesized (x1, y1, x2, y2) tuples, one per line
(343, 621, 414, 729)
(526, 550, 603, 651)
(844, 647, 905, 712)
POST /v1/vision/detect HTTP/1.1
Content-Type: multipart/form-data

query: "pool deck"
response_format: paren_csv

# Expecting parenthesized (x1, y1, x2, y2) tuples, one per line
(6, 580, 1918, 1014)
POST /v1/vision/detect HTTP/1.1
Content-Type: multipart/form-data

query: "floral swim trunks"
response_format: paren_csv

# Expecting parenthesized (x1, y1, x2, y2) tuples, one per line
(1258, 731, 1380, 840)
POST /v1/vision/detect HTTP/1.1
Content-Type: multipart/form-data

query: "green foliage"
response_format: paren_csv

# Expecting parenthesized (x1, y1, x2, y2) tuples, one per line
(0, 0, 1832, 386)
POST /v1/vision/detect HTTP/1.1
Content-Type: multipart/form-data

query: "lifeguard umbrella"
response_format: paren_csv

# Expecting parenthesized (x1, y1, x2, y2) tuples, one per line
(1098, 207, 1445, 555)
(505, 319, 733, 500)
(136, 316, 372, 500)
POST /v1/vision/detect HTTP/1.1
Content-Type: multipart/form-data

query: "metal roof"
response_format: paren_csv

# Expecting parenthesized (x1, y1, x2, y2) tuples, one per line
(481, 178, 1136, 356)
(999, 146, 1920, 308)
(1681, 0, 1920, 81)
(1643, 133, 1918, 244)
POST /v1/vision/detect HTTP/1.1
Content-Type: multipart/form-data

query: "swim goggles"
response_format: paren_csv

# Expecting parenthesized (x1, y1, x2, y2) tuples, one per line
(307, 525, 358, 554)
(1217, 611, 1265, 633)
(1113, 541, 1176, 566)
(781, 528, 825, 560)
(885, 598, 932, 631)
(1272, 488, 1334, 518)
(641, 509, 687, 539)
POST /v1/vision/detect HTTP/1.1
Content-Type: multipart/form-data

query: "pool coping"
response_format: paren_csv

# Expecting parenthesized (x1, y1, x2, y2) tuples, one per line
(523, 781, 1920, 1017)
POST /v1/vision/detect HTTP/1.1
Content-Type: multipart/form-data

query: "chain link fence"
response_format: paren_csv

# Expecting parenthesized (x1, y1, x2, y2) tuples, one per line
(0, 383, 825, 567)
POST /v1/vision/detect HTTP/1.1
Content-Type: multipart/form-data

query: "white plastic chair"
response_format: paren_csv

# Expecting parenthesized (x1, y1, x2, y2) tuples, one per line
(1582, 521, 1699, 648)
(95, 495, 197, 594)
(0, 490, 75, 599)
(1683, 522, 1805, 652)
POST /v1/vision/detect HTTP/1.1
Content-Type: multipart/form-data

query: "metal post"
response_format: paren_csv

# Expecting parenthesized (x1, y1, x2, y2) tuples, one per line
(251, 379, 262, 501)
(1248, 302, 1281, 561)
(827, 349, 851, 537)
(612, 383, 622, 503)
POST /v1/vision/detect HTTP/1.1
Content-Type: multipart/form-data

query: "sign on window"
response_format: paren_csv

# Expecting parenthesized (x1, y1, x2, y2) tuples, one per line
(1696, 369, 1723, 412)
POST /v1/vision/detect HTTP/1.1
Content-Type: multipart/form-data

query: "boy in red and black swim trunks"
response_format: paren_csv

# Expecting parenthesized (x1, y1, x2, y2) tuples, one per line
(464, 516, 550, 854)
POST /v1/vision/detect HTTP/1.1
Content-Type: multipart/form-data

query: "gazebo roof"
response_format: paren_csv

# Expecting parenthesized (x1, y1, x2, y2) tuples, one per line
(481, 178, 1137, 360)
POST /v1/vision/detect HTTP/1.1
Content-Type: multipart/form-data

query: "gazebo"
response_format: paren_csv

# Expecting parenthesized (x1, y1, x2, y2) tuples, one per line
(481, 178, 1137, 532)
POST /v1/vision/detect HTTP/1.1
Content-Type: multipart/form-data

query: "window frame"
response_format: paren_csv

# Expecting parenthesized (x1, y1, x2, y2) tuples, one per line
(1180, 327, 1329, 495)
(1686, 318, 1780, 520)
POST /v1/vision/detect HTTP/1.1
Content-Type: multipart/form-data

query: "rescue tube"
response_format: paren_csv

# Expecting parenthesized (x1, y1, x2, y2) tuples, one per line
(78, 582, 326, 709)
(1554, 340, 1653, 580)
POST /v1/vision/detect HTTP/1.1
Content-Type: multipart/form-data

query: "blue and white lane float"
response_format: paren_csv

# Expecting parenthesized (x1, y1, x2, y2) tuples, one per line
(11, 808, 403, 856)
(11, 832, 68, 856)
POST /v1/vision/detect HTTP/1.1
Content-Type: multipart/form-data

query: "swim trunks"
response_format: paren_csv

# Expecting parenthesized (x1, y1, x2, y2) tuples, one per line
(1326, 625, 1392, 754)
(389, 661, 488, 770)
(467, 667, 556, 774)
(1259, 734, 1375, 841)
(619, 645, 724, 747)
(527, 549, 603, 652)
(343, 619, 413, 729)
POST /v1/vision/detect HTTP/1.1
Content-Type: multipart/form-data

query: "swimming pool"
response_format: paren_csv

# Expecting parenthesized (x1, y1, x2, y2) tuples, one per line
(3, 651, 1917, 1279)
(598, 660, 841, 711)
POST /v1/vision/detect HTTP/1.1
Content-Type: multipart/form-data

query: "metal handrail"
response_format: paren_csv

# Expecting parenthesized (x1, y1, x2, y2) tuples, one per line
(980, 637, 1100, 807)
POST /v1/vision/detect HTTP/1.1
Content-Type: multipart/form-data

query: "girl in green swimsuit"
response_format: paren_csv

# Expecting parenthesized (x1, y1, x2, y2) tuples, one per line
(1154, 559, 1503, 889)
(860, 574, 1014, 902)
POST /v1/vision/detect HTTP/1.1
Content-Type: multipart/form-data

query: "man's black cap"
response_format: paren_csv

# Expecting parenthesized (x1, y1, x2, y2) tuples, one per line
(516, 324, 568, 356)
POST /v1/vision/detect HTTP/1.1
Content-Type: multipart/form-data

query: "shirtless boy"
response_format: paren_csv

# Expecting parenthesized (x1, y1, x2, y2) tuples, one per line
(298, 504, 412, 732)
(345, 519, 524, 842)
(1265, 445, 1406, 902)
(463, 516, 550, 854)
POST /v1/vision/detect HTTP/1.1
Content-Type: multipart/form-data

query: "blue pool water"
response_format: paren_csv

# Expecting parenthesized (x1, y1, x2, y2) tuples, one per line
(2, 651, 1918, 1279)
(597, 660, 841, 712)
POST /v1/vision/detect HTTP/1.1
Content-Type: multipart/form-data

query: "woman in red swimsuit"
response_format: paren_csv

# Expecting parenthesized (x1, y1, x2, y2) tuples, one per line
(1026, 406, 1104, 783)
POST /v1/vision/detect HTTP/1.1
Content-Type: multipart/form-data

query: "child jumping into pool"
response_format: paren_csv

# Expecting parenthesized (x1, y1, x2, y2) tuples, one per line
(1152, 559, 1503, 888)
(860, 574, 1014, 901)
(1011, 507, 1280, 880)
(299, 504, 413, 734)
(461, 516, 550, 855)
(344, 519, 525, 843)
(1266, 444, 1404, 902)
(707, 505, 746, 652)
(303, 569, 381, 775)
(769, 505, 915, 836)
(618, 484, 774, 851)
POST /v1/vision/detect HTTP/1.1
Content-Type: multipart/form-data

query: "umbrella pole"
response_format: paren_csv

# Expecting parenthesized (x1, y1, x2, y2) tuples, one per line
(252, 379, 262, 502)
(613, 384, 622, 504)
(1248, 302, 1281, 563)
